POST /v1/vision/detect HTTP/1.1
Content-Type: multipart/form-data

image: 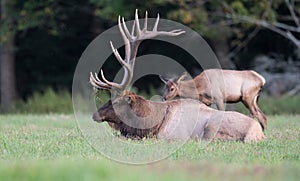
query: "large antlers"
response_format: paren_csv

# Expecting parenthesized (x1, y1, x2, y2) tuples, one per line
(90, 9, 185, 92)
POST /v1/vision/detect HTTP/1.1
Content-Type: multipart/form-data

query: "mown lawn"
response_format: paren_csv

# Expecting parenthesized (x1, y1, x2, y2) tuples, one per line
(0, 114, 299, 181)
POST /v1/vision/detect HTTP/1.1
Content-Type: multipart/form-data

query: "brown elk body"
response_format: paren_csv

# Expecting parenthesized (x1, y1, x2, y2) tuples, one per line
(92, 92, 265, 142)
(90, 10, 265, 142)
(160, 69, 267, 130)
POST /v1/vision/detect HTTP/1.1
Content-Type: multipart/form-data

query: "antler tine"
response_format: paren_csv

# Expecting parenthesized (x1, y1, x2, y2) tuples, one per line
(100, 69, 124, 89)
(135, 9, 141, 38)
(94, 72, 102, 82)
(110, 41, 131, 70)
(121, 17, 131, 40)
(109, 40, 133, 90)
(152, 29, 185, 37)
(131, 20, 136, 36)
(136, 11, 185, 40)
(118, 16, 131, 62)
(153, 13, 159, 32)
(143, 11, 148, 31)
(89, 72, 111, 90)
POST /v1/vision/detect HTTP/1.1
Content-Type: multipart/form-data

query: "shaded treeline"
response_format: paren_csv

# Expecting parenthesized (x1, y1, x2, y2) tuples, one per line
(0, 0, 299, 105)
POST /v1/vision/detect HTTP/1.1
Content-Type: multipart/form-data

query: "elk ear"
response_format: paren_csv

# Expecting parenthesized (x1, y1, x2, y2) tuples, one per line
(159, 75, 169, 84)
(177, 72, 188, 83)
(124, 96, 132, 104)
(124, 95, 135, 104)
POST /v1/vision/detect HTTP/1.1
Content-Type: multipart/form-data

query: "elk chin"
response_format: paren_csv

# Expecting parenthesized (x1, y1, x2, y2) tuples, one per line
(165, 95, 174, 101)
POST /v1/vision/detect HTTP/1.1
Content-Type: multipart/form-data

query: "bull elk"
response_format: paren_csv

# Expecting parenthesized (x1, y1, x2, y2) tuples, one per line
(90, 10, 265, 142)
(92, 91, 265, 142)
(160, 69, 268, 130)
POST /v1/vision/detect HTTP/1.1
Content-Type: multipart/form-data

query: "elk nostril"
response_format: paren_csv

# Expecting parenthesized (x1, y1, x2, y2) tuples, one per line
(92, 112, 101, 121)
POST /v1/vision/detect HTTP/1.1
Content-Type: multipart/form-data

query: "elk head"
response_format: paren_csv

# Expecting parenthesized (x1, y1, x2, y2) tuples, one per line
(160, 72, 188, 100)
(92, 92, 150, 123)
(90, 10, 185, 127)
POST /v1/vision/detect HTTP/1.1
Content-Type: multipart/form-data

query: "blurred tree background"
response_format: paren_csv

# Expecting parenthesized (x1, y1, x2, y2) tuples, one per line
(0, 0, 299, 112)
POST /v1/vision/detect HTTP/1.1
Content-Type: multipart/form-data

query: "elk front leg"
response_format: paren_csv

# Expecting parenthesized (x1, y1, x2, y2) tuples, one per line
(242, 95, 256, 117)
(215, 98, 225, 111)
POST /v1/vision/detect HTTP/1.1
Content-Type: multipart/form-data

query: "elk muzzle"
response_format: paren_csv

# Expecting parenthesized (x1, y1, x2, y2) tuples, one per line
(92, 112, 105, 123)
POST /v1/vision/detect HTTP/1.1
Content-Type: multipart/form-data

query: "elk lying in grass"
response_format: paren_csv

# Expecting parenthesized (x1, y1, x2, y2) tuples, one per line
(90, 10, 265, 142)
(160, 69, 267, 130)
(92, 91, 266, 142)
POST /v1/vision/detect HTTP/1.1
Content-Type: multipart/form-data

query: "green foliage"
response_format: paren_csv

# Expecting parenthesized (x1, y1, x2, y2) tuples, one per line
(167, 8, 208, 32)
(230, 95, 300, 115)
(0, 88, 111, 114)
(94, 89, 111, 108)
(260, 95, 300, 115)
(1, 88, 299, 115)
(0, 114, 299, 180)
(1, 88, 73, 114)
(230, 1, 248, 16)
(0, 0, 60, 44)
(89, 0, 149, 20)
(13, 1, 94, 98)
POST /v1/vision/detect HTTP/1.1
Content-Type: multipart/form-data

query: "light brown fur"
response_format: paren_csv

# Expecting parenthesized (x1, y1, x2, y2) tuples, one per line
(161, 69, 268, 130)
(93, 92, 265, 142)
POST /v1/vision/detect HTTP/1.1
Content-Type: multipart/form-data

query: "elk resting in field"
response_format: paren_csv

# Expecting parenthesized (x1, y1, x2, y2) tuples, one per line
(160, 69, 267, 130)
(90, 10, 265, 142)
(92, 91, 266, 142)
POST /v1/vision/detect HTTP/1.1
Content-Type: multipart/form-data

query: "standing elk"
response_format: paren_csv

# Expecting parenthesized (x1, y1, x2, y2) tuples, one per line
(90, 10, 265, 142)
(160, 69, 268, 130)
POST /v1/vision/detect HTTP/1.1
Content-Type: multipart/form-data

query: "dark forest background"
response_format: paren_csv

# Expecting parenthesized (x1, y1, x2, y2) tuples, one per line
(0, 0, 300, 112)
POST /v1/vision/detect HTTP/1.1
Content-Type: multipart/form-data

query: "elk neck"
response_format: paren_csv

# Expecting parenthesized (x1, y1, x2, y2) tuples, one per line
(130, 95, 170, 123)
(117, 95, 171, 137)
(177, 79, 199, 99)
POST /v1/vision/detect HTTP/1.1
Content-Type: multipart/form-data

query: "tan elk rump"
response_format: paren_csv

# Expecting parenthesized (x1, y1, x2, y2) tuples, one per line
(89, 10, 265, 142)
(160, 69, 267, 130)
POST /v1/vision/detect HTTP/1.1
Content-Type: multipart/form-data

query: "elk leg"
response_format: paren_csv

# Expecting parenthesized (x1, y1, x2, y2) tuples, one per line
(215, 98, 225, 111)
(203, 121, 217, 141)
(253, 94, 267, 130)
(242, 95, 266, 131)
(242, 96, 258, 119)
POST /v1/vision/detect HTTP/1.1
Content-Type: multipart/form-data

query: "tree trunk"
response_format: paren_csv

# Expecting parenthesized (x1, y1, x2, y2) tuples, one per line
(0, 0, 17, 106)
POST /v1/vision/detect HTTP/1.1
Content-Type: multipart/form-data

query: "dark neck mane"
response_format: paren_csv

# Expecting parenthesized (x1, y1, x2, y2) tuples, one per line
(109, 93, 171, 138)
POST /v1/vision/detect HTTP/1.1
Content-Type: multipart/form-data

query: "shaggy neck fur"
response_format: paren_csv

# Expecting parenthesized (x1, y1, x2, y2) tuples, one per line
(109, 94, 173, 138)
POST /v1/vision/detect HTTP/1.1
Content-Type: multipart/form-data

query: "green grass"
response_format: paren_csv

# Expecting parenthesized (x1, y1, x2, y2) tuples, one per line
(0, 114, 299, 181)
(228, 95, 300, 115)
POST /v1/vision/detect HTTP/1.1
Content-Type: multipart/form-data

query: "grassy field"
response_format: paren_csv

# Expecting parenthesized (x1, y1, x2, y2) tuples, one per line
(0, 114, 299, 181)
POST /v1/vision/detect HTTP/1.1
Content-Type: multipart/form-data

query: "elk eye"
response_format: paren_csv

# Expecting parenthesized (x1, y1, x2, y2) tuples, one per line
(170, 88, 174, 91)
